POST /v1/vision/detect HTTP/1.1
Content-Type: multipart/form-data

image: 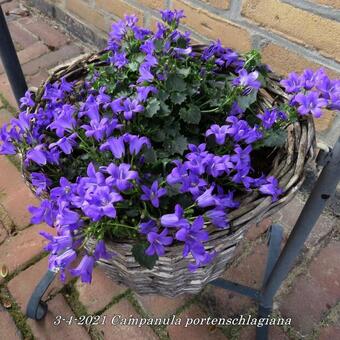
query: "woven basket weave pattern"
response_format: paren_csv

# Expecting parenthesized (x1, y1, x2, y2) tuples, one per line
(22, 46, 316, 296)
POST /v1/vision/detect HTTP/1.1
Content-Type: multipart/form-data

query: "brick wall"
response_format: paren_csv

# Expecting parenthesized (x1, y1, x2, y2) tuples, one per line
(27, 0, 340, 141)
(27, 0, 340, 78)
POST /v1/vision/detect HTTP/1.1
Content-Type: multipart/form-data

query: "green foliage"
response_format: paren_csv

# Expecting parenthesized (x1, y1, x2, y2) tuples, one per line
(132, 242, 158, 269)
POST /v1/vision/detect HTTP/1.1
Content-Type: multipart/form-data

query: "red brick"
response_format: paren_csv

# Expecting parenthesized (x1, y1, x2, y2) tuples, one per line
(279, 241, 340, 334)
(0, 155, 26, 200)
(202, 0, 230, 9)
(96, 299, 159, 340)
(7, 21, 37, 51)
(172, 0, 251, 52)
(319, 325, 340, 339)
(2, 185, 40, 230)
(75, 267, 127, 313)
(22, 44, 83, 76)
(167, 304, 226, 340)
(27, 294, 91, 340)
(242, 0, 340, 62)
(245, 218, 272, 241)
(0, 305, 22, 339)
(0, 203, 15, 234)
(0, 41, 50, 74)
(23, 19, 69, 49)
(239, 325, 289, 339)
(0, 108, 14, 127)
(200, 243, 268, 318)
(96, 0, 145, 26)
(8, 257, 64, 313)
(312, 0, 340, 9)
(28, 70, 49, 88)
(0, 223, 54, 279)
(0, 220, 8, 244)
(65, 0, 110, 33)
(0, 74, 18, 109)
(136, 293, 190, 317)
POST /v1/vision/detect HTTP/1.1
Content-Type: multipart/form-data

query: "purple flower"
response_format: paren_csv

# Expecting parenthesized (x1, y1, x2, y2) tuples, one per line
(48, 104, 76, 137)
(82, 186, 123, 221)
(161, 204, 190, 228)
(110, 51, 128, 68)
(196, 186, 219, 208)
(225, 116, 262, 144)
(175, 216, 208, 244)
(233, 69, 261, 89)
(70, 254, 95, 283)
(49, 133, 77, 154)
(206, 124, 229, 145)
(230, 101, 244, 116)
(94, 240, 113, 260)
(136, 86, 158, 102)
(175, 216, 215, 270)
(137, 62, 154, 83)
(26, 145, 47, 165)
(99, 136, 125, 158)
(231, 145, 252, 170)
(19, 90, 35, 108)
(141, 181, 167, 208)
(140, 220, 158, 234)
(31, 172, 52, 195)
(259, 176, 283, 201)
(60, 77, 74, 93)
(205, 208, 228, 229)
(50, 177, 75, 201)
(122, 98, 144, 120)
(140, 39, 155, 55)
(146, 229, 173, 256)
(257, 109, 280, 129)
(124, 134, 150, 155)
(294, 91, 327, 118)
(280, 72, 302, 93)
(104, 163, 138, 191)
(160, 9, 185, 25)
(54, 249, 77, 268)
(41, 232, 73, 254)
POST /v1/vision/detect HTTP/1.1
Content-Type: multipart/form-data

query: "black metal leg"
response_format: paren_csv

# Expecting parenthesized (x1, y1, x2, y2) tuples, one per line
(260, 136, 340, 310)
(26, 270, 57, 320)
(0, 4, 27, 106)
(256, 224, 284, 340)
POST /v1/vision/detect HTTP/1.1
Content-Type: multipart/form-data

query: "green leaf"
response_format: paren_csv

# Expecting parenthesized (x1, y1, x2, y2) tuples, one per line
(237, 90, 258, 111)
(159, 100, 171, 116)
(177, 67, 191, 78)
(128, 61, 139, 72)
(166, 74, 187, 92)
(171, 92, 187, 105)
(154, 39, 163, 51)
(179, 105, 201, 124)
(132, 243, 158, 269)
(262, 129, 288, 148)
(165, 135, 188, 155)
(145, 98, 160, 118)
(143, 148, 157, 163)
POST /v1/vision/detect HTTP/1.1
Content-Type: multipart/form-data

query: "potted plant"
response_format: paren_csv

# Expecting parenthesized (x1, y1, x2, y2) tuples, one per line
(1, 9, 337, 297)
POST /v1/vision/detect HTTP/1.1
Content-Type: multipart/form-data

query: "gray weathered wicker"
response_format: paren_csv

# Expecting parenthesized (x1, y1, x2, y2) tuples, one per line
(22, 46, 316, 297)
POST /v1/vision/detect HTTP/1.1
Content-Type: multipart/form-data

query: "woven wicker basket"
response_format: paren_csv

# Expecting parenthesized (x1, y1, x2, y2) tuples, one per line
(22, 45, 316, 297)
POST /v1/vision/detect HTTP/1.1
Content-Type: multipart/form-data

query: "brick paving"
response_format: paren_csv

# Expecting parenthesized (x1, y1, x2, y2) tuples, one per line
(0, 2, 339, 340)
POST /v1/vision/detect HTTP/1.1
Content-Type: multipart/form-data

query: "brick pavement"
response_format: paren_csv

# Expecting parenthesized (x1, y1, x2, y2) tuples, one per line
(0, 2, 339, 339)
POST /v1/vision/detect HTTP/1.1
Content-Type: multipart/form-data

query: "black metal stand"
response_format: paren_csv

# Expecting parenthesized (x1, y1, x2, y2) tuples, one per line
(208, 136, 340, 339)
(0, 3, 27, 107)
(26, 270, 57, 320)
(1, 5, 340, 339)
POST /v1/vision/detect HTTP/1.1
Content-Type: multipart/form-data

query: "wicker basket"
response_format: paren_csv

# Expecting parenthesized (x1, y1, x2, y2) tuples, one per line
(23, 45, 316, 297)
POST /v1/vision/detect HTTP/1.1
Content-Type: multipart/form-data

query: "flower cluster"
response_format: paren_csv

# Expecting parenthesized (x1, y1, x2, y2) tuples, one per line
(0, 9, 338, 283)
